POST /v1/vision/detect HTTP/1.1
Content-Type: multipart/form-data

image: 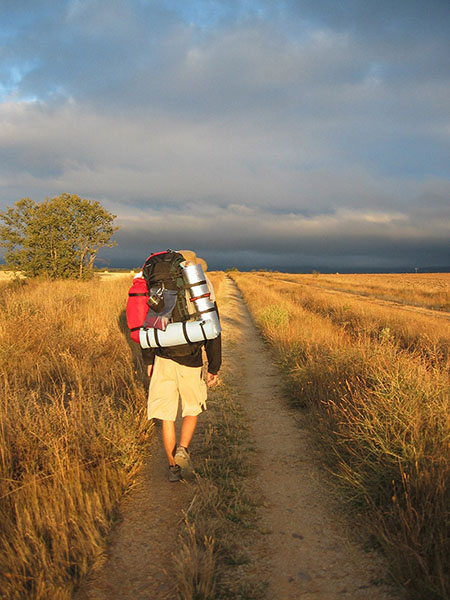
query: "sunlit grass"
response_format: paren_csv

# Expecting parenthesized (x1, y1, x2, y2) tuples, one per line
(0, 277, 151, 598)
(0, 269, 226, 598)
(253, 274, 450, 368)
(231, 271, 450, 600)
(270, 272, 450, 311)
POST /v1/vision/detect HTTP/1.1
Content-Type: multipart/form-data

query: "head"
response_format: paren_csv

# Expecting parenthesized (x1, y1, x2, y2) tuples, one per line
(178, 250, 208, 272)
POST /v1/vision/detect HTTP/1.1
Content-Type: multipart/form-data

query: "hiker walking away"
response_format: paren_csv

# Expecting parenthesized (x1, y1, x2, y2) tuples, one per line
(141, 250, 221, 482)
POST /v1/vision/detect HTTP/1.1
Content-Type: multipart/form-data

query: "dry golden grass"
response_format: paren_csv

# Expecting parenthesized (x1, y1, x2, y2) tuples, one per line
(0, 268, 229, 598)
(173, 383, 263, 600)
(0, 271, 25, 281)
(0, 276, 151, 598)
(231, 271, 450, 600)
(271, 272, 450, 311)
(206, 271, 225, 289)
(251, 274, 450, 368)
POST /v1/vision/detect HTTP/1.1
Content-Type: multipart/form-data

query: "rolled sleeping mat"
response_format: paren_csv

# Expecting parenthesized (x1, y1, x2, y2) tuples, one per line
(139, 312, 221, 349)
(182, 263, 218, 322)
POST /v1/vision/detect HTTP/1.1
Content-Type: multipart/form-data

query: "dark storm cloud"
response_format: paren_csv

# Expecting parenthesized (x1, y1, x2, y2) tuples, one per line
(289, 0, 450, 38)
(97, 180, 450, 270)
(0, 0, 449, 270)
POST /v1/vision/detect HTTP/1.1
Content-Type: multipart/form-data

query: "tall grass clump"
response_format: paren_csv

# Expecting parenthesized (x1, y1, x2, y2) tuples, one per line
(231, 272, 450, 600)
(0, 277, 151, 599)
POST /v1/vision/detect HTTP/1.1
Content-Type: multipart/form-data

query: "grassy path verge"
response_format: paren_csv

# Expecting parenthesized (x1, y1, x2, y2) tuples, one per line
(172, 376, 265, 599)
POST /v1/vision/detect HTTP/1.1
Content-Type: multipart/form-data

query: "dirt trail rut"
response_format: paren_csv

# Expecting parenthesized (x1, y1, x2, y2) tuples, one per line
(223, 276, 398, 599)
(76, 276, 399, 599)
(75, 430, 192, 600)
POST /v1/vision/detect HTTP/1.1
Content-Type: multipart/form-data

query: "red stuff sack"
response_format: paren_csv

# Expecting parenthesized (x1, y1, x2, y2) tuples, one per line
(126, 276, 149, 343)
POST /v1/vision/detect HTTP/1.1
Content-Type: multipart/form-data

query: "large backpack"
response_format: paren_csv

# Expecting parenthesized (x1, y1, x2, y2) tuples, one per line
(126, 250, 203, 353)
(141, 250, 191, 324)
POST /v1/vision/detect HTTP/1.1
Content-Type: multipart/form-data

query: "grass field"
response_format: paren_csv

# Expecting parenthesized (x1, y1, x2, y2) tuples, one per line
(1, 270, 449, 598)
(253, 273, 450, 368)
(0, 275, 150, 598)
(230, 271, 450, 600)
(269, 272, 450, 311)
(0, 271, 225, 599)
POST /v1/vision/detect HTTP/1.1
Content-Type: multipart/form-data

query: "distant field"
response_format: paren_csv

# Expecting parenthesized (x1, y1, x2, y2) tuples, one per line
(0, 270, 134, 281)
(0, 270, 25, 281)
(266, 272, 450, 311)
(97, 271, 135, 280)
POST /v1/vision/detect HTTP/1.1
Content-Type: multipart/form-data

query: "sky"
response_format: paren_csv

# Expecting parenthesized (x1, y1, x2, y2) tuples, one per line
(1, 0, 449, 272)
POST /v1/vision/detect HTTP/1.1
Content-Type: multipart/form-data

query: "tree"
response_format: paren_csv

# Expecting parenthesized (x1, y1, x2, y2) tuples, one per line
(0, 193, 119, 279)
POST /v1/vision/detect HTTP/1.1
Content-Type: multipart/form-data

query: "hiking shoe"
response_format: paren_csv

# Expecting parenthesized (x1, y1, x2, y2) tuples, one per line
(174, 445, 192, 473)
(168, 464, 182, 482)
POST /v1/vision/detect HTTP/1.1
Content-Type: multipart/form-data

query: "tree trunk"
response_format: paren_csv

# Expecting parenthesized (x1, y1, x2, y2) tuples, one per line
(79, 245, 87, 279)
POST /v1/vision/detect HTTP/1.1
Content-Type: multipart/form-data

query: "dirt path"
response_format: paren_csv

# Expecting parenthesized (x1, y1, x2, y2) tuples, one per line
(76, 276, 400, 599)
(222, 276, 400, 599)
(75, 427, 192, 600)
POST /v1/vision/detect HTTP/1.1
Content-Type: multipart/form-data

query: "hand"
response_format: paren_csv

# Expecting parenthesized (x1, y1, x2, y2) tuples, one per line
(147, 364, 153, 378)
(206, 372, 218, 387)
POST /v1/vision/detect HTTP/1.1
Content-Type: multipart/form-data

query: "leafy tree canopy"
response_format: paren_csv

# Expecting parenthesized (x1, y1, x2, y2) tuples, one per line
(0, 193, 119, 279)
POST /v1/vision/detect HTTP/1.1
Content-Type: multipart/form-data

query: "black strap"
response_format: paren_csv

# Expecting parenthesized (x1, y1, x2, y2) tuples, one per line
(128, 292, 148, 297)
(182, 321, 193, 344)
(198, 307, 216, 316)
(154, 328, 162, 348)
(199, 321, 208, 341)
(130, 326, 141, 332)
(190, 279, 207, 288)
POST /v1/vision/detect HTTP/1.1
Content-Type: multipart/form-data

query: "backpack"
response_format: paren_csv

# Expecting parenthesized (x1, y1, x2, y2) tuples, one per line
(141, 250, 191, 324)
(126, 250, 221, 352)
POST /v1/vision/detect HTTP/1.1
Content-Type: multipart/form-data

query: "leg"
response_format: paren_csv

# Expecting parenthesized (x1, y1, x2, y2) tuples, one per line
(162, 420, 177, 466)
(177, 363, 206, 450)
(179, 415, 198, 449)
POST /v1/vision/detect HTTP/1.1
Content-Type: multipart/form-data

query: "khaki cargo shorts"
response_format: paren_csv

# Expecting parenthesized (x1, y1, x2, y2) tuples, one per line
(147, 356, 207, 421)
